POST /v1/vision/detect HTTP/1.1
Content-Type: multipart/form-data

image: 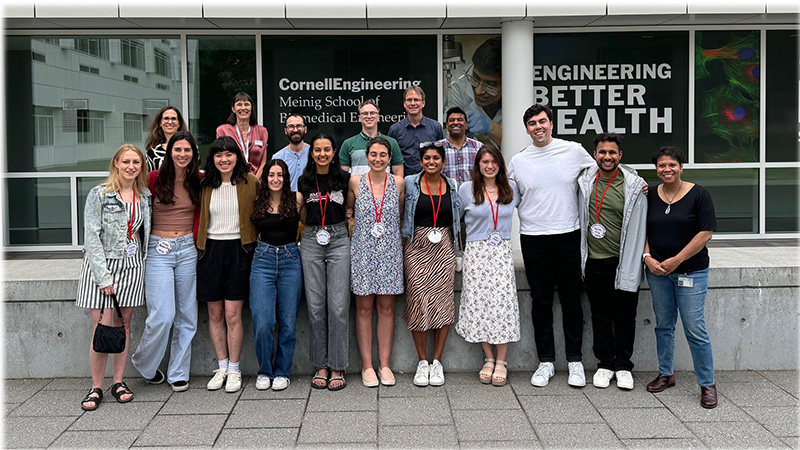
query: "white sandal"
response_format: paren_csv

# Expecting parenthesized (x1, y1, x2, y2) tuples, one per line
(479, 358, 496, 384)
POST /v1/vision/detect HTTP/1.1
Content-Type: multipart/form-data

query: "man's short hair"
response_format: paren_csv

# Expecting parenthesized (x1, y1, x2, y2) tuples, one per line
(285, 113, 305, 125)
(404, 86, 425, 101)
(358, 99, 380, 113)
(445, 106, 467, 122)
(473, 37, 502, 77)
(594, 133, 624, 151)
(651, 145, 686, 166)
(522, 104, 553, 125)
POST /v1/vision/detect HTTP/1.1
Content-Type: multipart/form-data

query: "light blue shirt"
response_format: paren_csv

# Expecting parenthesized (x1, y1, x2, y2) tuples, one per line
(458, 180, 520, 242)
(272, 143, 310, 191)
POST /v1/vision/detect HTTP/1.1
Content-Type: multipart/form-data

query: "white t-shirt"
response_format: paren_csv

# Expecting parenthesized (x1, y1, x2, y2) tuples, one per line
(507, 138, 595, 235)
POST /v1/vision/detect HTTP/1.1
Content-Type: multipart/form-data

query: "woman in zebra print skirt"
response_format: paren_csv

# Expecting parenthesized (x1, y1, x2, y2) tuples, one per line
(76, 144, 151, 411)
(401, 141, 461, 388)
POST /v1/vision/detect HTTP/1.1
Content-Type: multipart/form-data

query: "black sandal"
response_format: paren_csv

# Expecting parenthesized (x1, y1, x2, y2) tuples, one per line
(81, 387, 103, 411)
(111, 381, 134, 403)
(311, 369, 329, 390)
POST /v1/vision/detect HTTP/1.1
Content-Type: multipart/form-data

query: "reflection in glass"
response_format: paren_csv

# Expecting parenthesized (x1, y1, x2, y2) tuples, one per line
(77, 177, 107, 245)
(6, 178, 71, 245)
(766, 169, 798, 233)
(765, 30, 800, 163)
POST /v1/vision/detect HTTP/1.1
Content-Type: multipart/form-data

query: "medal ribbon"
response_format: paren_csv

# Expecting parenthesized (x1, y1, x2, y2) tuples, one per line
(314, 176, 329, 229)
(119, 190, 136, 240)
(424, 175, 443, 228)
(368, 173, 387, 224)
(594, 169, 619, 224)
(485, 189, 499, 231)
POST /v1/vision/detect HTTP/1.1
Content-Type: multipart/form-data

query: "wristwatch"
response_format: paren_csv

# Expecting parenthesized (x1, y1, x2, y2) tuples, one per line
(642, 253, 651, 262)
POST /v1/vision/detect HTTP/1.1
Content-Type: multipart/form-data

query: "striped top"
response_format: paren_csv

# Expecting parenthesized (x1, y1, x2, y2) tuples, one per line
(207, 182, 240, 240)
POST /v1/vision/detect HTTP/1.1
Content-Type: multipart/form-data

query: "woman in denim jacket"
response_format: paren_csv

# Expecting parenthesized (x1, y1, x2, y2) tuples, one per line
(401, 141, 461, 388)
(76, 144, 151, 411)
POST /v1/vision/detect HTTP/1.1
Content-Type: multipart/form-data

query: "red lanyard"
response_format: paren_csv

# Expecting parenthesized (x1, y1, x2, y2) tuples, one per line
(424, 175, 443, 227)
(119, 190, 136, 240)
(368, 172, 387, 224)
(485, 189, 499, 231)
(314, 175, 329, 228)
(594, 170, 619, 223)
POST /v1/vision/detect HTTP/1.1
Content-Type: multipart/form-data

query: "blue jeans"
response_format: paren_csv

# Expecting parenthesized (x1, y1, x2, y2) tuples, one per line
(646, 267, 715, 386)
(132, 234, 198, 383)
(249, 241, 303, 378)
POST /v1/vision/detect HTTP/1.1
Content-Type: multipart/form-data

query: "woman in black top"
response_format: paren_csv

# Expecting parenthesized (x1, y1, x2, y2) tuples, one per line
(249, 159, 305, 392)
(643, 146, 718, 409)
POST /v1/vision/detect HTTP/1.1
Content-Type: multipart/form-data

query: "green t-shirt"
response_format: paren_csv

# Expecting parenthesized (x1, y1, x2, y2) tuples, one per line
(339, 131, 403, 176)
(588, 171, 625, 259)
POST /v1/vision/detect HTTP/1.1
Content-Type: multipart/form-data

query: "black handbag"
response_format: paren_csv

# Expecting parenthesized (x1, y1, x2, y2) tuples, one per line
(92, 293, 127, 354)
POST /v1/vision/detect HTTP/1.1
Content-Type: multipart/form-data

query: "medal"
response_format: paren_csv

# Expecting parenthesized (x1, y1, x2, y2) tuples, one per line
(125, 242, 138, 257)
(155, 239, 172, 255)
(590, 223, 606, 239)
(314, 175, 331, 245)
(424, 175, 445, 244)
(316, 229, 331, 245)
(488, 231, 503, 246)
(427, 228, 442, 243)
(485, 188, 502, 246)
(370, 222, 386, 238)
(591, 170, 619, 242)
(120, 190, 138, 257)
(368, 172, 388, 239)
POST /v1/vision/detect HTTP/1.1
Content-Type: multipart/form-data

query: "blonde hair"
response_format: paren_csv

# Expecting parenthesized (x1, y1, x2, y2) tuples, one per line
(100, 144, 149, 195)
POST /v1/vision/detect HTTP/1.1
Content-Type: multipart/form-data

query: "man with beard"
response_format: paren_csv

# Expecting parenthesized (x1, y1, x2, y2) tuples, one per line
(438, 106, 482, 186)
(273, 113, 310, 191)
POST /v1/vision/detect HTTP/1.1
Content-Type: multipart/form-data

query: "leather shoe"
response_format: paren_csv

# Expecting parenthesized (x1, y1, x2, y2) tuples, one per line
(700, 384, 718, 409)
(646, 374, 675, 393)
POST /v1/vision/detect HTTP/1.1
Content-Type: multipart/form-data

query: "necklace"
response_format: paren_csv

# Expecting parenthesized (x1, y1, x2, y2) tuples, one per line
(664, 180, 683, 214)
(486, 187, 497, 193)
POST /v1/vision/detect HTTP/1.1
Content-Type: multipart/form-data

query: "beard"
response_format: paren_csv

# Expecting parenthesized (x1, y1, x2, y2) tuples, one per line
(288, 132, 305, 145)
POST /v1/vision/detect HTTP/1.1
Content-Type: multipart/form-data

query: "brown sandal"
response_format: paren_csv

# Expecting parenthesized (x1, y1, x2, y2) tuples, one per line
(479, 358, 495, 384)
(492, 360, 508, 387)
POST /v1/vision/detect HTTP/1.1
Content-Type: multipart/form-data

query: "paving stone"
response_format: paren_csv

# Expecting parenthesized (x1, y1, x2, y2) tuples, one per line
(238, 375, 311, 400)
(759, 371, 800, 397)
(534, 422, 622, 448)
(744, 406, 800, 437)
(296, 443, 376, 449)
(158, 387, 239, 414)
(634, 371, 701, 395)
(8, 390, 84, 417)
(583, 383, 664, 408)
(377, 373, 446, 398)
(306, 382, 377, 411)
(42, 378, 93, 391)
(686, 421, 789, 448)
(600, 407, 693, 439)
(225, 399, 305, 428)
(622, 438, 707, 448)
(214, 428, 298, 448)
(459, 440, 542, 449)
(445, 381, 520, 410)
(4, 379, 49, 403)
(69, 401, 161, 430)
(134, 414, 226, 447)
(511, 372, 587, 397)
(297, 411, 377, 444)
(713, 370, 769, 383)
(721, 382, 799, 407)
(187, 374, 252, 391)
(50, 430, 140, 448)
(657, 390, 752, 422)
(4, 416, 76, 448)
(379, 425, 458, 448)
(518, 395, 603, 423)
(453, 409, 536, 441)
(783, 437, 800, 449)
(118, 378, 175, 402)
(379, 396, 452, 426)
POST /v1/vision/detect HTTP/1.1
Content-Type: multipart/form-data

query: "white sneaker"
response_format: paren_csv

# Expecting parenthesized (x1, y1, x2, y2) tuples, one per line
(592, 368, 615, 388)
(207, 368, 227, 390)
(225, 371, 242, 393)
(429, 359, 445, 386)
(255, 375, 271, 390)
(272, 376, 290, 391)
(616, 370, 634, 390)
(530, 362, 555, 387)
(568, 362, 586, 387)
(413, 360, 430, 387)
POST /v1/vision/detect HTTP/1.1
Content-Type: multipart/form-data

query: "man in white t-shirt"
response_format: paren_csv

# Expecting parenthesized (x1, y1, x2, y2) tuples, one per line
(508, 104, 595, 389)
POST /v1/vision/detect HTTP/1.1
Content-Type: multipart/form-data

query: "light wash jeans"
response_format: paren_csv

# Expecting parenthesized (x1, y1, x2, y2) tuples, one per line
(250, 241, 303, 378)
(646, 267, 715, 387)
(132, 234, 198, 383)
(300, 222, 350, 372)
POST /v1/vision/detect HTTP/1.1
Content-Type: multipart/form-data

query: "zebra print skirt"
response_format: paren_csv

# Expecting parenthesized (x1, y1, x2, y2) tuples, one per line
(402, 226, 456, 331)
(76, 238, 145, 309)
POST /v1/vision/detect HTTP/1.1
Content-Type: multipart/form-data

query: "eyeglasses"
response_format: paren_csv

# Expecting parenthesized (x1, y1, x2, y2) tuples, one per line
(360, 111, 379, 117)
(405, 98, 423, 103)
(419, 141, 444, 148)
(285, 124, 305, 130)
(466, 66, 500, 97)
(162, 117, 179, 123)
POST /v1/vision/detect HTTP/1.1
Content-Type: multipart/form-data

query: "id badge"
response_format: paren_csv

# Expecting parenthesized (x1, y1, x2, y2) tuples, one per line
(125, 242, 138, 258)
(156, 239, 172, 255)
(677, 276, 694, 288)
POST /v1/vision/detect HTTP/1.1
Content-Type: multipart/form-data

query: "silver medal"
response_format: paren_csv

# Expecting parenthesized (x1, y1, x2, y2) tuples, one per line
(427, 228, 443, 243)
(316, 229, 331, 245)
(487, 231, 503, 246)
(590, 223, 606, 239)
(370, 222, 386, 238)
(155, 239, 172, 255)
(125, 241, 138, 257)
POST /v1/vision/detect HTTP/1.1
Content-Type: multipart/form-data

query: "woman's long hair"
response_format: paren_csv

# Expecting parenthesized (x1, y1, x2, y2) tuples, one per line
(145, 106, 186, 150)
(297, 133, 349, 194)
(201, 136, 250, 188)
(153, 130, 201, 205)
(252, 159, 297, 220)
(226, 91, 258, 126)
(470, 144, 513, 205)
(100, 144, 149, 196)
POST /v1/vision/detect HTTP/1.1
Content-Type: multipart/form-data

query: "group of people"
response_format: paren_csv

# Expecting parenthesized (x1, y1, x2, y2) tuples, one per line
(77, 88, 718, 412)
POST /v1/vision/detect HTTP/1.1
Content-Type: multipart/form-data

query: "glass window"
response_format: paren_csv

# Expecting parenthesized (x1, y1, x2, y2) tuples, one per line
(766, 168, 798, 233)
(154, 48, 171, 78)
(639, 168, 758, 233)
(77, 177, 107, 245)
(74, 38, 109, 60)
(123, 113, 143, 143)
(5, 178, 72, 246)
(766, 30, 799, 162)
(33, 106, 54, 147)
(121, 38, 145, 70)
(77, 110, 104, 144)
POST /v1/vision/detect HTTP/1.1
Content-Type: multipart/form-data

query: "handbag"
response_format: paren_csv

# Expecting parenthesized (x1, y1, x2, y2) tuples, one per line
(92, 293, 128, 354)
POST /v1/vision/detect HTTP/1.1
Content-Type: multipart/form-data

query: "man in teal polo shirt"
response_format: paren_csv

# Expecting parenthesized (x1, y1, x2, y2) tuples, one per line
(340, 99, 404, 177)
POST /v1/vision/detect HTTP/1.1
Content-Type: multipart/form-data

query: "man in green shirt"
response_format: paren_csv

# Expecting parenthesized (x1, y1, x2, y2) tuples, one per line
(339, 99, 404, 177)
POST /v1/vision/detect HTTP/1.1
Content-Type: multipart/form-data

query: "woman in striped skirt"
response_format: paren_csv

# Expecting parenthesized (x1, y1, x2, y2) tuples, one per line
(401, 141, 461, 388)
(76, 144, 151, 411)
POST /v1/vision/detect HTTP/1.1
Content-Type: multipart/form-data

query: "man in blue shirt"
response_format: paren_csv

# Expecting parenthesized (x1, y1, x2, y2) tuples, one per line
(388, 86, 444, 176)
(272, 113, 309, 191)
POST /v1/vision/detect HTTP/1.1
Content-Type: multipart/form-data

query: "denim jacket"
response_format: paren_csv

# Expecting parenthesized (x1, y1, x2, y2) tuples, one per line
(401, 172, 461, 245)
(83, 185, 151, 288)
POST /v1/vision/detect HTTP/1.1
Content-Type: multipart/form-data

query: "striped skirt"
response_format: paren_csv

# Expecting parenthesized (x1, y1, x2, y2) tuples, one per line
(402, 226, 456, 331)
(76, 240, 145, 309)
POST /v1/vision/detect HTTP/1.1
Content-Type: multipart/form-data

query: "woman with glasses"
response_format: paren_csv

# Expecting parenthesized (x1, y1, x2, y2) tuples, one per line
(145, 106, 187, 171)
(216, 92, 269, 178)
(402, 141, 461, 388)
